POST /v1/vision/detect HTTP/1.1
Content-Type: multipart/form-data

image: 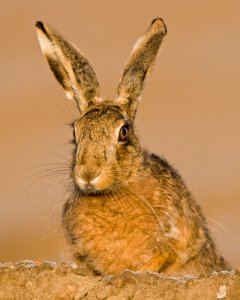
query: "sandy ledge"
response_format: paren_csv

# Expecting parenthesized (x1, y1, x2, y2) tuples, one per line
(0, 261, 239, 300)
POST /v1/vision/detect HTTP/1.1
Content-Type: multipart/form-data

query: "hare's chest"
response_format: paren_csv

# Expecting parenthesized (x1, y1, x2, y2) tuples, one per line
(70, 197, 159, 274)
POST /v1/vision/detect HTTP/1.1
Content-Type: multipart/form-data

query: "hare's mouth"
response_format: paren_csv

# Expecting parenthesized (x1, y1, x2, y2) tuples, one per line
(74, 181, 113, 196)
(80, 184, 99, 195)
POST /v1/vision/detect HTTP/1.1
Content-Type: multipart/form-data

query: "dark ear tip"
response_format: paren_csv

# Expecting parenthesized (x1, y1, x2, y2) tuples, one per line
(36, 21, 43, 28)
(151, 18, 167, 35)
(36, 21, 47, 34)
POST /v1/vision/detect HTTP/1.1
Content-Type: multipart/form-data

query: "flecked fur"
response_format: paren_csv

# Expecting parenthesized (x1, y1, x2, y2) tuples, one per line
(36, 18, 231, 276)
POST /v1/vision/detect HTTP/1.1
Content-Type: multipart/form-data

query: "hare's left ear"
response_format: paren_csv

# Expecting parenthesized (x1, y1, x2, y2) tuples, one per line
(116, 18, 167, 120)
(36, 21, 101, 114)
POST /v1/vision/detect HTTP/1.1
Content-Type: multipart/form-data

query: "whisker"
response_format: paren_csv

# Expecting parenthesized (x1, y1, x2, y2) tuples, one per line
(36, 147, 70, 161)
(207, 217, 229, 234)
(118, 180, 165, 233)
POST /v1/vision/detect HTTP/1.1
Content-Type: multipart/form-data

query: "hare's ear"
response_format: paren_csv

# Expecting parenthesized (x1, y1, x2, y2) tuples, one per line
(116, 18, 167, 119)
(36, 21, 101, 114)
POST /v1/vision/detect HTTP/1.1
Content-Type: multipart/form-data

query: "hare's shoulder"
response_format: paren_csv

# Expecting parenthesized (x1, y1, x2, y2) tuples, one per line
(143, 151, 193, 202)
(144, 151, 182, 182)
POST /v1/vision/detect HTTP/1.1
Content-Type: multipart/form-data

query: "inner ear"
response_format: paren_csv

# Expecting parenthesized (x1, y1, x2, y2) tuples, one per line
(116, 18, 167, 120)
(36, 21, 101, 114)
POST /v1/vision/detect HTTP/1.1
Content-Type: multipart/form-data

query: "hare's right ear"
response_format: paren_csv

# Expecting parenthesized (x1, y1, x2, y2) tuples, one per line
(36, 21, 101, 114)
(116, 18, 167, 120)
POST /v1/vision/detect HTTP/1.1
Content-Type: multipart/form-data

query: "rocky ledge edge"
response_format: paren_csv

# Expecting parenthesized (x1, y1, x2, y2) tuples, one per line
(0, 261, 239, 300)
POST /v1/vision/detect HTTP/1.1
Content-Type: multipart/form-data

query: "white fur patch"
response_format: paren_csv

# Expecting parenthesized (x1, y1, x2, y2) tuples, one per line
(65, 91, 73, 100)
(90, 175, 100, 186)
(115, 96, 128, 106)
(131, 36, 144, 54)
(36, 28, 54, 56)
(165, 220, 181, 240)
(76, 176, 87, 189)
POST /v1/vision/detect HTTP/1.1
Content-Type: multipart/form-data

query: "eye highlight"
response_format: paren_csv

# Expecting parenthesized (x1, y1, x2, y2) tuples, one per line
(119, 125, 129, 142)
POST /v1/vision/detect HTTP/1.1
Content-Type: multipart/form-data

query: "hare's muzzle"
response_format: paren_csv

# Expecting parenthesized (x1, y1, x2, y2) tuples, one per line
(75, 164, 102, 191)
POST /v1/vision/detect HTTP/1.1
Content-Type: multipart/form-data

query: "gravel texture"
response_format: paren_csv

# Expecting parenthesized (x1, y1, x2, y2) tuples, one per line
(0, 261, 239, 299)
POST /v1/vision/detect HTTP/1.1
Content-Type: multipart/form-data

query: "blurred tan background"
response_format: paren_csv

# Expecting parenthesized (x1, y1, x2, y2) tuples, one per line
(0, 0, 239, 268)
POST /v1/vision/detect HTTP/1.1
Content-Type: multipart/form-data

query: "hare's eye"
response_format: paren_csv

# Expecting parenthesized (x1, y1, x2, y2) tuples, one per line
(119, 125, 129, 142)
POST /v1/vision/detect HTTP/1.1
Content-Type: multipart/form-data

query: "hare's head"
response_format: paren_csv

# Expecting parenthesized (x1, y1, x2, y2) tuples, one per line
(36, 19, 167, 194)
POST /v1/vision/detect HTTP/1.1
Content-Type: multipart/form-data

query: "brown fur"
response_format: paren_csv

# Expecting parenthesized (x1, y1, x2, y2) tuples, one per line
(36, 19, 231, 276)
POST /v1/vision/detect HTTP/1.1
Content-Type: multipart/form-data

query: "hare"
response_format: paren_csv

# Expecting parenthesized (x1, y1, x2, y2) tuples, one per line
(36, 18, 231, 276)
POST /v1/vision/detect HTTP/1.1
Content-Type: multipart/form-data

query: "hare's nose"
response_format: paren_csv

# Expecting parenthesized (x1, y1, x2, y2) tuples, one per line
(78, 165, 101, 184)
